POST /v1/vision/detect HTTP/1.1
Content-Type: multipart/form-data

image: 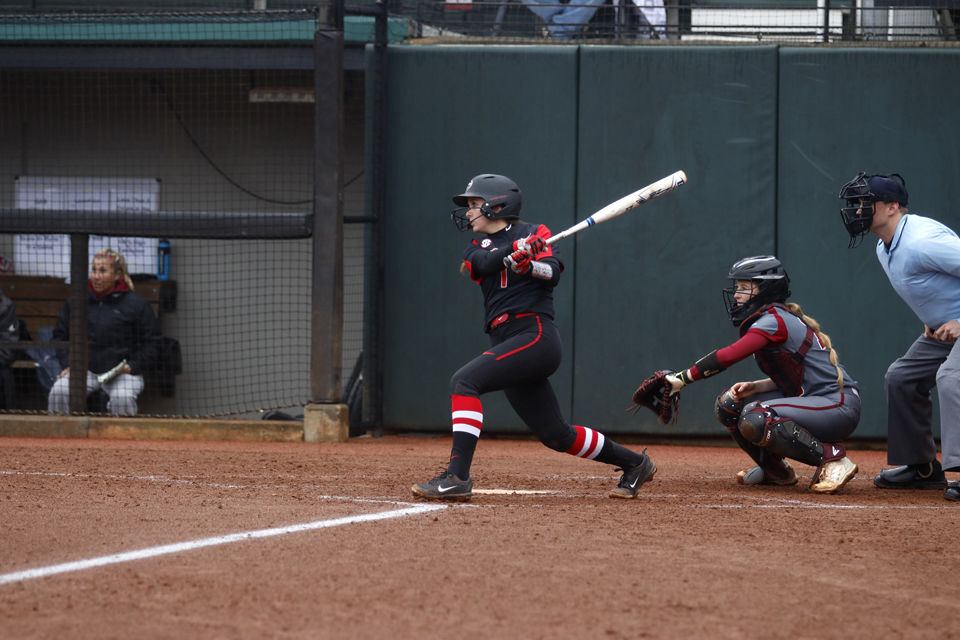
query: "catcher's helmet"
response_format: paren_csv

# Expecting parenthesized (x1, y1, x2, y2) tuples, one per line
(451, 174, 522, 231)
(838, 171, 908, 248)
(722, 255, 791, 327)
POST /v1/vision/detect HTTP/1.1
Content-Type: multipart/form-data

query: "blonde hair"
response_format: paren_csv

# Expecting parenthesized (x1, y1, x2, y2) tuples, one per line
(94, 248, 135, 291)
(785, 302, 842, 389)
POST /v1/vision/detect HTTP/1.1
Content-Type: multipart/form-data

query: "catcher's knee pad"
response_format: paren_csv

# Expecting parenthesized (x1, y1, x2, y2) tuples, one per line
(738, 403, 825, 467)
(737, 402, 775, 445)
(714, 390, 744, 432)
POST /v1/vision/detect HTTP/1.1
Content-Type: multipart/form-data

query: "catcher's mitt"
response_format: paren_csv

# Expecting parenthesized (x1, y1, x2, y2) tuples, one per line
(629, 370, 680, 425)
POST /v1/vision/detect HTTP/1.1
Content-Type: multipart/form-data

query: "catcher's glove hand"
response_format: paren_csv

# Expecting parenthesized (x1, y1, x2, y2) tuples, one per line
(629, 370, 680, 425)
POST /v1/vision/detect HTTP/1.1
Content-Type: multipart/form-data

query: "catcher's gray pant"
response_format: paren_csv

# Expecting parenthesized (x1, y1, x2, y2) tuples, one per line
(884, 334, 960, 470)
(750, 388, 861, 443)
(48, 370, 144, 416)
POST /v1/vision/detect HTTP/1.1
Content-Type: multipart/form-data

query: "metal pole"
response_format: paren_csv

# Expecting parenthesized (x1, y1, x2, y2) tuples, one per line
(68, 234, 88, 413)
(364, 0, 388, 435)
(821, 0, 831, 42)
(309, 27, 345, 403)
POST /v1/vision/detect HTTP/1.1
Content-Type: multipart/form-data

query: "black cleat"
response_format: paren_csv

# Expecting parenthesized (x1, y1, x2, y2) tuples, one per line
(873, 460, 946, 489)
(411, 471, 473, 501)
(609, 454, 656, 499)
(945, 481, 960, 502)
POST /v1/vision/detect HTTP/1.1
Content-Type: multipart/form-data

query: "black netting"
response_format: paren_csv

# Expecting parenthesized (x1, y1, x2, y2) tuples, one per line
(0, 9, 365, 419)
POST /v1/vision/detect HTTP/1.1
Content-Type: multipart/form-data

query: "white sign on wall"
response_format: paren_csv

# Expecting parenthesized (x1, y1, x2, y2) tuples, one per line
(14, 176, 161, 278)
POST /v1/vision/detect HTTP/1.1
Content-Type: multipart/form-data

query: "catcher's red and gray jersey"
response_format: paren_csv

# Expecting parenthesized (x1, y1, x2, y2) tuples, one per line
(460, 222, 562, 332)
(745, 305, 858, 397)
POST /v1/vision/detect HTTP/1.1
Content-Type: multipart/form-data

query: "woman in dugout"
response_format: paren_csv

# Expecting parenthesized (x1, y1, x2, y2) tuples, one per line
(47, 249, 161, 416)
(661, 255, 861, 493)
(410, 173, 655, 501)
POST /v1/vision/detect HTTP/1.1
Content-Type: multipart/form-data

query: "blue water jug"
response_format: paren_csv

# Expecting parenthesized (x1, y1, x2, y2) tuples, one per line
(157, 238, 171, 280)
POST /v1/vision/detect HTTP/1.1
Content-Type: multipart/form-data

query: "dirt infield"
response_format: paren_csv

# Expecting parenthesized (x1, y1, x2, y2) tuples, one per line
(2, 435, 959, 639)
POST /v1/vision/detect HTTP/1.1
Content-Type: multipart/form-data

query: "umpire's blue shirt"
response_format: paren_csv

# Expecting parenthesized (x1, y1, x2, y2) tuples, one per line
(877, 213, 960, 330)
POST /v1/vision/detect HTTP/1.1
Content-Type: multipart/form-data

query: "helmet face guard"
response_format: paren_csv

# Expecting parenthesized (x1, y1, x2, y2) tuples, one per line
(450, 174, 522, 232)
(722, 256, 791, 327)
(838, 172, 876, 248)
(450, 201, 503, 231)
(838, 171, 908, 248)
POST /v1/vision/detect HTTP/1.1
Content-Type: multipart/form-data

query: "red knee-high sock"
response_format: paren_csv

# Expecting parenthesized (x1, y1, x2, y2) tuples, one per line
(448, 394, 482, 480)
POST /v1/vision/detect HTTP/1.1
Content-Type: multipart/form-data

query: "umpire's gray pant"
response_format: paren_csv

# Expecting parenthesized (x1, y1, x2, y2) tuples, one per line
(885, 334, 960, 470)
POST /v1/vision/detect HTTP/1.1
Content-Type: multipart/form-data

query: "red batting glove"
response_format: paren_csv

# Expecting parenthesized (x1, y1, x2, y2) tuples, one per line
(512, 235, 546, 257)
(503, 249, 532, 274)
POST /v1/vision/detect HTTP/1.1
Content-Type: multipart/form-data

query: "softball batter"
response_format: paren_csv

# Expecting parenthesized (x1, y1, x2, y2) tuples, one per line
(411, 173, 655, 501)
(660, 256, 862, 493)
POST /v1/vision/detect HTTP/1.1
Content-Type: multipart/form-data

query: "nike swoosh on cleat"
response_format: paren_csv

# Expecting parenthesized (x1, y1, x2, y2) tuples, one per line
(438, 484, 460, 493)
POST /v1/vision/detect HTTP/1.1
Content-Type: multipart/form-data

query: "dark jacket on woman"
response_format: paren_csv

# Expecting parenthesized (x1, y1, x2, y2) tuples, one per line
(53, 287, 161, 376)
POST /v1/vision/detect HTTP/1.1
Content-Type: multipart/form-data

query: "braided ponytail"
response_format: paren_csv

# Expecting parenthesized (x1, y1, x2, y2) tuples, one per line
(785, 302, 843, 389)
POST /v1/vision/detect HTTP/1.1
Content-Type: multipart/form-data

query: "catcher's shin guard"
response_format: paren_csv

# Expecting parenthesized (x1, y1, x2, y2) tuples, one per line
(737, 403, 828, 468)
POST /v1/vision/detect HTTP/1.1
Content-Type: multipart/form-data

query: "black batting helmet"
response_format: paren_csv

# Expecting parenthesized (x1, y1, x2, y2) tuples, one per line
(451, 174, 522, 231)
(838, 171, 908, 248)
(722, 255, 791, 327)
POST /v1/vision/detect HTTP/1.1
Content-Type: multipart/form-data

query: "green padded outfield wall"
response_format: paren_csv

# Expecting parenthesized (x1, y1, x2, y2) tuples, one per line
(573, 46, 778, 435)
(375, 44, 960, 439)
(377, 46, 580, 432)
(777, 48, 960, 439)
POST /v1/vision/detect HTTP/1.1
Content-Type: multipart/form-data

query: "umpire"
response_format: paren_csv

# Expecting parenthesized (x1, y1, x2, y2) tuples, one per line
(839, 172, 960, 502)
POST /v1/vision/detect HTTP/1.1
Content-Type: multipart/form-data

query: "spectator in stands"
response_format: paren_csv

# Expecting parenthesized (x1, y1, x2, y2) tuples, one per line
(0, 287, 24, 410)
(47, 249, 160, 416)
(632, 0, 665, 39)
(520, 0, 606, 38)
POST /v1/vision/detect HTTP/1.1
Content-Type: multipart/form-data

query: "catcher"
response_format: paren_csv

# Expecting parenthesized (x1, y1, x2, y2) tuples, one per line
(633, 256, 862, 493)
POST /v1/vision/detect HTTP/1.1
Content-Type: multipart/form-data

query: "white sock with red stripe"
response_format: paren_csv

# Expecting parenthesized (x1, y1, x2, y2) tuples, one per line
(448, 394, 482, 479)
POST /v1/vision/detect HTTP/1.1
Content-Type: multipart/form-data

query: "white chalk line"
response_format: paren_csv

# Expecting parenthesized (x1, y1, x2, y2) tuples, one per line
(0, 502, 447, 587)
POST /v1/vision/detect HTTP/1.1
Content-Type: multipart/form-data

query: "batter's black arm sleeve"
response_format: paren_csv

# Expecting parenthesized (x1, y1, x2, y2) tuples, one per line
(464, 245, 508, 277)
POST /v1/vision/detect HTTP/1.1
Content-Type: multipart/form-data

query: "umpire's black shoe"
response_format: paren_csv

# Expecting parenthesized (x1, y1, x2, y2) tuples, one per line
(945, 481, 960, 502)
(411, 470, 473, 501)
(873, 460, 946, 489)
(609, 454, 657, 499)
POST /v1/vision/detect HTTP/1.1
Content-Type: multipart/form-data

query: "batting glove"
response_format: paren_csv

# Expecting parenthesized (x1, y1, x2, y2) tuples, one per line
(504, 249, 532, 274)
(513, 235, 546, 257)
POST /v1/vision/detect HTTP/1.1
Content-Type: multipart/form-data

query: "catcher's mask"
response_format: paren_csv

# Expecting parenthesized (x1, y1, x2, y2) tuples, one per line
(451, 173, 522, 231)
(722, 255, 791, 327)
(838, 171, 908, 248)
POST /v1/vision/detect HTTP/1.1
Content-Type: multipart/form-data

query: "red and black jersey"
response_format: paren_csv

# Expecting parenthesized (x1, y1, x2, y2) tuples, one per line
(461, 221, 563, 332)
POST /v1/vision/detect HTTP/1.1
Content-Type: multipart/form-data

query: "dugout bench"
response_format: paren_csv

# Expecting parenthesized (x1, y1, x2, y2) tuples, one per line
(0, 274, 179, 412)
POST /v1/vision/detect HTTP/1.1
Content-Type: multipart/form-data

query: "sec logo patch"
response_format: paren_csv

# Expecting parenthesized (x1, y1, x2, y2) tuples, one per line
(481, 239, 492, 248)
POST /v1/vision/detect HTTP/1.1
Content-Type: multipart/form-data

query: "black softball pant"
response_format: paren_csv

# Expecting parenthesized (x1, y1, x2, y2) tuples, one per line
(450, 314, 575, 452)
